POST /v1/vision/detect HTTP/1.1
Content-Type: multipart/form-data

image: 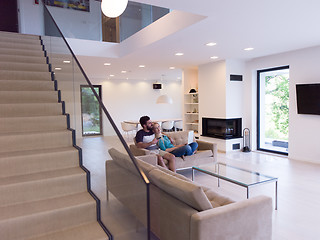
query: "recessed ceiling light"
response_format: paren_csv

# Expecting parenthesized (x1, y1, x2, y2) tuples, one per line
(206, 42, 217, 46)
(244, 47, 254, 51)
(210, 56, 218, 59)
(104, 63, 111, 66)
(109, 74, 115, 77)
(54, 67, 62, 70)
(175, 52, 184, 56)
(169, 67, 175, 70)
(121, 70, 127, 73)
(63, 60, 70, 63)
(139, 65, 145, 68)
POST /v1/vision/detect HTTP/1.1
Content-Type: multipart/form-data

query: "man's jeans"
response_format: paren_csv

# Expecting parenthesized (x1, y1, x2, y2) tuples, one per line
(170, 142, 198, 157)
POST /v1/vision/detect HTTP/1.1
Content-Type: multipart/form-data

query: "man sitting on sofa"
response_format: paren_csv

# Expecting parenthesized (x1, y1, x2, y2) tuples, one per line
(135, 116, 176, 172)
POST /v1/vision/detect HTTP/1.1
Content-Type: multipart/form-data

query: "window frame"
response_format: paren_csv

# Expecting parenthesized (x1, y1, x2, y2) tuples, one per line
(257, 65, 289, 155)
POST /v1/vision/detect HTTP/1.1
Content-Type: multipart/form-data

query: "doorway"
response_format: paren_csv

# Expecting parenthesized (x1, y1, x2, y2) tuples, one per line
(257, 66, 289, 155)
(0, 0, 19, 33)
(80, 85, 103, 136)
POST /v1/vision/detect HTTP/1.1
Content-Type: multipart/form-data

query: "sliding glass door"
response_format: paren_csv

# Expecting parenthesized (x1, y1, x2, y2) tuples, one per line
(81, 85, 102, 136)
(257, 66, 289, 155)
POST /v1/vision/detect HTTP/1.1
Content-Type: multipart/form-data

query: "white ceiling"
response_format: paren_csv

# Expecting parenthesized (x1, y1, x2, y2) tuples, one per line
(78, 0, 320, 82)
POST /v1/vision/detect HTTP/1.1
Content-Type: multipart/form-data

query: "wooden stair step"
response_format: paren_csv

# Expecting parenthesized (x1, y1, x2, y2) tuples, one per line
(0, 91, 58, 103)
(0, 115, 67, 134)
(0, 70, 52, 81)
(0, 62, 49, 72)
(0, 147, 79, 178)
(0, 167, 87, 207)
(0, 192, 97, 240)
(0, 103, 63, 117)
(0, 80, 54, 91)
(0, 54, 47, 64)
(0, 130, 73, 153)
(29, 222, 108, 240)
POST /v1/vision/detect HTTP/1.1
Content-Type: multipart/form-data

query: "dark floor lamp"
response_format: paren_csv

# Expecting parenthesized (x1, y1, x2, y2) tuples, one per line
(242, 128, 251, 152)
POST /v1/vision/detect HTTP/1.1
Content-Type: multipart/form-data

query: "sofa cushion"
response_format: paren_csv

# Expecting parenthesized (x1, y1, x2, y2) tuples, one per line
(165, 131, 189, 145)
(149, 169, 213, 211)
(155, 167, 233, 208)
(108, 148, 156, 177)
(157, 165, 192, 182)
(136, 158, 157, 176)
(204, 189, 234, 208)
(136, 154, 158, 167)
(109, 148, 131, 168)
(179, 178, 234, 208)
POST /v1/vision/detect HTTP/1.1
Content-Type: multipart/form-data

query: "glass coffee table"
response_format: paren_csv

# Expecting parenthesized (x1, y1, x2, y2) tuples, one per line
(192, 162, 278, 210)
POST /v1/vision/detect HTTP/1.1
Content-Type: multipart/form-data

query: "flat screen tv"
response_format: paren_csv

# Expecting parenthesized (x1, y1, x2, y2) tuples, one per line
(296, 83, 320, 115)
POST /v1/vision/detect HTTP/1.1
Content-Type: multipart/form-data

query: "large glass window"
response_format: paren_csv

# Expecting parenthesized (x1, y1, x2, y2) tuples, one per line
(257, 66, 289, 155)
(81, 85, 102, 136)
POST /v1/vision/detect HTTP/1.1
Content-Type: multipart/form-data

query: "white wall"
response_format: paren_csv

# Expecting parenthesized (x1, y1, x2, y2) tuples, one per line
(246, 46, 320, 163)
(18, 0, 44, 35)
(198, 60, 227, 120)
(198, 60, 245, 120)
(90, 78, 182, 135)
(226, 59, 245, 119)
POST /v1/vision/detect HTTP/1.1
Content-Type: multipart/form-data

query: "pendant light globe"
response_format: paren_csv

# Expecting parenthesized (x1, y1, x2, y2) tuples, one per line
(101, 0, 129, 18)
(156, 94, 173, 104)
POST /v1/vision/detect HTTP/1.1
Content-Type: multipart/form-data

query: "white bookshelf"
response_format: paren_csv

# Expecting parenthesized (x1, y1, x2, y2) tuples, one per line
(184, 93, 199, 137)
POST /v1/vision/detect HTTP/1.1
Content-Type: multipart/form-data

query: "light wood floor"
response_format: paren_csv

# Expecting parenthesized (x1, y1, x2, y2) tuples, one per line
(78, 135, 320, 240)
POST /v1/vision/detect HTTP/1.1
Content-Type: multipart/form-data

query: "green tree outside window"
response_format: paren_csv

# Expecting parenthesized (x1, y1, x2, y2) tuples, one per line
(265, 74, 289, 141)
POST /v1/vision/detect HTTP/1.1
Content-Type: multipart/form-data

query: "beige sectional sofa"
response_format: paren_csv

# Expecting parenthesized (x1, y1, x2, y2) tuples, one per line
(106, 148, 273, 240)
(130, 130, 217, 170)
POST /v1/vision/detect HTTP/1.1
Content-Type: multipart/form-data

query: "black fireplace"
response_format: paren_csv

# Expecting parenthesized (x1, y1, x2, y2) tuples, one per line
(202, 117, 242, 139)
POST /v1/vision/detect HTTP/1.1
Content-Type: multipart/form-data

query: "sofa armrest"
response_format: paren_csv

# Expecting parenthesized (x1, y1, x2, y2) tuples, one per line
(196, 140, 217, 159)
(136, 155, 158, 166)
(190, 196, 273, 240)
(130, 144, 151, 156)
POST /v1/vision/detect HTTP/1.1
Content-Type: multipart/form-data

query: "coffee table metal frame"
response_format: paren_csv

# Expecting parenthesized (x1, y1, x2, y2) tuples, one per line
(192, 162, 278, 210)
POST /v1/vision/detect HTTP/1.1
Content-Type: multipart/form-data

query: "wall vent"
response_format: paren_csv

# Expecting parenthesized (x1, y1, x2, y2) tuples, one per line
(232, 143, 240, 150)
(230, 74, 243, 81)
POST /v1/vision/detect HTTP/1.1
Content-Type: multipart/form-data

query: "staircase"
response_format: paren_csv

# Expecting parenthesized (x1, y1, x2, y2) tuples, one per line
(0, 31, 108, 240)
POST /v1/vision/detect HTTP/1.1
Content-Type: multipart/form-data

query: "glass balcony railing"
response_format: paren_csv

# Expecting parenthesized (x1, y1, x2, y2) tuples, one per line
(118, 1, 170, 42)
(43, 0, 169, 43)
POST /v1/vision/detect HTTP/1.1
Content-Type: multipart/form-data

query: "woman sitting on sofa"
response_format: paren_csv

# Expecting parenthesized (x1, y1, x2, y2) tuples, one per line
(153, 123, 198, 158)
